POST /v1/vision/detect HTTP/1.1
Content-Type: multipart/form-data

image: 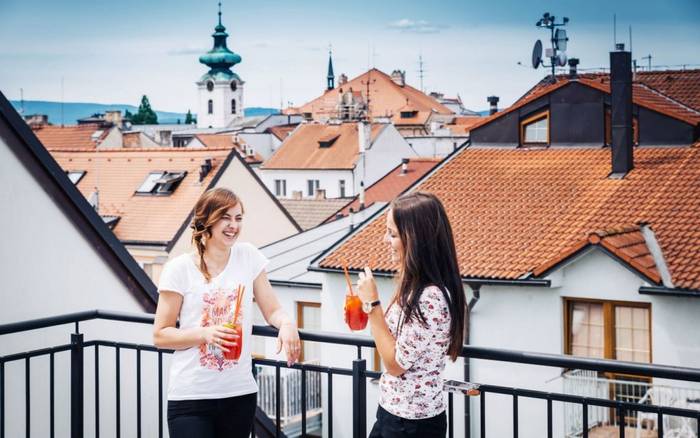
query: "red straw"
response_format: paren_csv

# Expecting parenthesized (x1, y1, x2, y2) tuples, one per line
(232, 285, 245, 323)
(342, 264, 354, 296)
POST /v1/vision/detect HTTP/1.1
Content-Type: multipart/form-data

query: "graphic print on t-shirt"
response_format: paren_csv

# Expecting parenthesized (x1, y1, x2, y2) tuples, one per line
(198, 285, 242, 371)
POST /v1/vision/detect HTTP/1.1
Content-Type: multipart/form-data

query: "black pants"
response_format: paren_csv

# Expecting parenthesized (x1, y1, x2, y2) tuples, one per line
(167, 392, 257, 438)
(369, 405, 447, 438)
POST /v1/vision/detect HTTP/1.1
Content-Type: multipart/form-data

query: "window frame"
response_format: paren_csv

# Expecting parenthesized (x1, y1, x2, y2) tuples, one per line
(296, 301, 321, 363)
(207, 99, 213, 114)
(306, 179, 320, 197)
(135, 171, 187, 196)
(231, 98, 236, 114)
(339, 180, 346, 198)
(274, 179, 287, 197)
(66, 170, 86, 185)
(519, 110, 550, 146)
(563, 298, 653, 366)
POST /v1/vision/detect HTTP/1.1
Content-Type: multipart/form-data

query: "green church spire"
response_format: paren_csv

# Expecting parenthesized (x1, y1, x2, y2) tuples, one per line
(199, 2, 242, 81)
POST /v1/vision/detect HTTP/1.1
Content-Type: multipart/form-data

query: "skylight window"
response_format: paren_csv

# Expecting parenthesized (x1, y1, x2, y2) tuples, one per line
(66, 170, 86, 185)
(136, 171, 187, 195)
(318, 134, 340, 148)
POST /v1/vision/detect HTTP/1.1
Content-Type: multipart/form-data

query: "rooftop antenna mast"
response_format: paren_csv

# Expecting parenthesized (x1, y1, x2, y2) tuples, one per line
(61, 77, 65, 127)
(531, 12, 570, 83)
(19, 88, 24, 115)
(642, 54, 652, 71)
(418, 54, 425, 92)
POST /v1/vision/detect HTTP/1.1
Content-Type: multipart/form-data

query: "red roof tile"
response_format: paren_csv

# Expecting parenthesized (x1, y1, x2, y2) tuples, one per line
(195, 134, 263, 164)
(329, 158, 442, 220)
(34, 124, 111, 150)
(320, 145, 700, 290)
(50, 147, 234, 243)
(267, 125, 298, 141)
(294, 68, 453, 121)
(261, 122, 384, 170)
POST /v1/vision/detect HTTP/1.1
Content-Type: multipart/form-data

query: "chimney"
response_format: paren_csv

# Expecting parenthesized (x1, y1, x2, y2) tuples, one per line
(24, 114, 50, 128)
(610, 44, 634, 176)
(199, 158, 213, 182)
(338, 73, 348, 86)
(568, 58, 580, 78)
(358, 121, 370, 153)
(104, 110, 122, 127)
(292, 190, 303, 200)
(314, 188, 326, 200)
(487, 96, 499, 115)
(400, 158, 409, 175)
(390, 70, 406, 87)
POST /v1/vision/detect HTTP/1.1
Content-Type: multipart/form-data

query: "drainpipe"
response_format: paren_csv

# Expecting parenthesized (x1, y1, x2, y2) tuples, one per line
(465, 284, 481, 438)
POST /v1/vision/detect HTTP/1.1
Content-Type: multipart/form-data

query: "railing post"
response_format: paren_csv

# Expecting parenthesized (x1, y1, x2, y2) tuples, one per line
(71, 333, 84, 438)
(352, 359, 367, 438)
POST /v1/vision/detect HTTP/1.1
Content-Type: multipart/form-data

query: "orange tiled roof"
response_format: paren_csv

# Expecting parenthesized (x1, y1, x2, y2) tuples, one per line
(261, 122, 384, 170)
(50, 147, 234, 244)
(320, 145, 700, 290)
(195, 134, 263, 163)
(295, 68, 453, 121)
(267, 125, 298, 141)
(523, 70, 700, 112)
(532, 225, 660, 284)
(444, 116, 486, 135)
(34, 124, 111, 150)
(330, 158, 442, 220)
(280, 198, 353, 230)
(469, 77, 700, 133)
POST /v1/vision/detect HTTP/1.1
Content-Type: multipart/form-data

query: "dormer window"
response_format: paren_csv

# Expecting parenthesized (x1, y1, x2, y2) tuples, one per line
(66, 170, 86, 185)
(520, 110, 549, 145)
(318, 134, 339, 148)
(136, 171, 187, 195)
(400, 110, 418, 119)
(101, 215, 120, 229)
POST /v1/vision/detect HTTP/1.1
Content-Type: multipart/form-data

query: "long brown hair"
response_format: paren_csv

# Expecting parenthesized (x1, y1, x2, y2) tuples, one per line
(391, 191, 466, 360)
(191, 188, 243, 282)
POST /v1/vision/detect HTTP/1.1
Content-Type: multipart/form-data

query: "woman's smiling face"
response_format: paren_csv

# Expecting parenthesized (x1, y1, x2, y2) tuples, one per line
(209, 203, 243, 247)
(384, 209, 403, 264)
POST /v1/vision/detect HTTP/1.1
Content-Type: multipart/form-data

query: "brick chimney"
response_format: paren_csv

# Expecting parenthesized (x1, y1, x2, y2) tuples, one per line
(610, 43, 634, 176)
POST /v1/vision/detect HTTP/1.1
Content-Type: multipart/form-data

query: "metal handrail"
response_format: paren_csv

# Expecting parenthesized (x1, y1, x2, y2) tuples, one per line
(2, 309, 698, 382)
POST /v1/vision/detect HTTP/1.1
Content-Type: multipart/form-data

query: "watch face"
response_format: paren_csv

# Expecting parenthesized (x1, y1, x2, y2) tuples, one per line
(206, 81, 214, 92)
(362, 301, 371, 314)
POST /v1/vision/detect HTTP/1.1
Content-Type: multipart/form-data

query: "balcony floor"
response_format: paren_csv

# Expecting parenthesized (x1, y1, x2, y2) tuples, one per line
(589, 426, 657, 438)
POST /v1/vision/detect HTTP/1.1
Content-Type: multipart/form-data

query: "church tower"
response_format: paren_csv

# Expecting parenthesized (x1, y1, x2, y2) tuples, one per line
(197, 3, 243, 128)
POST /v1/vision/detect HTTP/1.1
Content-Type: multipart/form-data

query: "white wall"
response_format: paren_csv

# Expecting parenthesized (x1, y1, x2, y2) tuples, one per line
(404, 136, 468, 158)
(1, 126, 162, 438)
(260, 168, 355, 199)
(361, 124, 417, 191)
(237, 132, 281, 160)
(197, 78, 243, 128)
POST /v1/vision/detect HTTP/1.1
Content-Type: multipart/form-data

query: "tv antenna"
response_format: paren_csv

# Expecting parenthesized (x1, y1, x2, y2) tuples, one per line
(418, 54, 426, 92)
(531, 12, 570, 83)
(641, 54, 652, 71)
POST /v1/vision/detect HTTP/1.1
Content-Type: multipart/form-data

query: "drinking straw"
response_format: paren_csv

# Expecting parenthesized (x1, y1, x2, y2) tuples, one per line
(341, 260, 354, 296)
(232, 284, 245, 323)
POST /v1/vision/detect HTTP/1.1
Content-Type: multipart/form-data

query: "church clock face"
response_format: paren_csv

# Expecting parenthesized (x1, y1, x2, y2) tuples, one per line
(230, 81, 237, 92)
(206, 81, 214, 92)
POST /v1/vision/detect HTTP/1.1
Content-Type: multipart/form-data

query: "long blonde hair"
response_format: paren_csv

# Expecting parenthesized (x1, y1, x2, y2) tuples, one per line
(191, 188, 244, 282)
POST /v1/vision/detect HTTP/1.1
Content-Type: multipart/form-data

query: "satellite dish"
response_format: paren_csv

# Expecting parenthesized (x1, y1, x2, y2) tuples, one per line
(555, 29, 568, 51)
(532, 40, 543, 69)
(557, 51, 568, 67)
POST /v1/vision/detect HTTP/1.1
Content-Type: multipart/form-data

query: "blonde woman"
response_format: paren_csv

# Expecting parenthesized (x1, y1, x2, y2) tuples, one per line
(153, 188, 300, 438)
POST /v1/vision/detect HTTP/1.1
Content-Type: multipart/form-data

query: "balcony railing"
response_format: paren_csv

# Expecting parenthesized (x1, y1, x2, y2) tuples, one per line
(1, 309, 699, 438)
(562, 369, 700, 437)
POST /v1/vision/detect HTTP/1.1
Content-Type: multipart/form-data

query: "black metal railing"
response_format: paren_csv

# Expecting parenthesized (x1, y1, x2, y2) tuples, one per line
(1, 309, 699, 438)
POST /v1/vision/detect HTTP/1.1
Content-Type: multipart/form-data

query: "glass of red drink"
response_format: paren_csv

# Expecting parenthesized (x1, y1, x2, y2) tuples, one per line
(222, 322, 243, 361)
(344, 294, 368, 331)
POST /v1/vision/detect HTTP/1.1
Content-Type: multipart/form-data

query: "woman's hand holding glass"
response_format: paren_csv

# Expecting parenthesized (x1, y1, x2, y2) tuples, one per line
(202, 325, 239, 353)
(357, 267, 379, 303)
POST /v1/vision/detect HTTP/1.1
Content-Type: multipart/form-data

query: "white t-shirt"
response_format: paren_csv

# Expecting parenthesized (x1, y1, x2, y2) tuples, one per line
(158, 242, 269, 401)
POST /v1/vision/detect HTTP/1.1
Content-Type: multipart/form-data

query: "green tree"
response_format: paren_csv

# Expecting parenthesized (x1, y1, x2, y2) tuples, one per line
(185, 109, 194, 125)
(131, 95, 158, 125)
(124, 109, 133, 121)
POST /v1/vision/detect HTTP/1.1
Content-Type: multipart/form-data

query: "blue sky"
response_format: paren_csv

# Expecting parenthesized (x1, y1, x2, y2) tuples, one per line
(1, 0, 698, 113)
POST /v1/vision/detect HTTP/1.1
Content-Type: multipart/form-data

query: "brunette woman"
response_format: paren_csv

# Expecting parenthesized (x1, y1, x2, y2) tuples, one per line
(358, 191, 466, 437)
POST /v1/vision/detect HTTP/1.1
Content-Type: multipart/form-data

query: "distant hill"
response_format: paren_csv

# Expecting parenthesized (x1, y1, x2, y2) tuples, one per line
(9, 100, 279, 125)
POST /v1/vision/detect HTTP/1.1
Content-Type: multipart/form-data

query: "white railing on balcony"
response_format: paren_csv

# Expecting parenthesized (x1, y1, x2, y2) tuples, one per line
(563, 369, 700, 438)
(255, 361, 323, 435)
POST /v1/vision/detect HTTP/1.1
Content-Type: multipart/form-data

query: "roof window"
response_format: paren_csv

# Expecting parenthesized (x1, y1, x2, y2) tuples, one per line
(135, 171, 187, 195)
(66, 170, 86, 185)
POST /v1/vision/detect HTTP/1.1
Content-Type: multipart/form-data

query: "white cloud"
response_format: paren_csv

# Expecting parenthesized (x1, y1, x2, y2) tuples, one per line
(388, 18, 442, 34)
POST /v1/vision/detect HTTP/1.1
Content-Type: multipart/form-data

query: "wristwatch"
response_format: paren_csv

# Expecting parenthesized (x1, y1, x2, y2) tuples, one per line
(362, 300, 381, 314)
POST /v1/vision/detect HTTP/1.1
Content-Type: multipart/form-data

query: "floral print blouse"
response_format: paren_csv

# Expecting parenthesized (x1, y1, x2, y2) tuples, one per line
(379, 285, 452, 419)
